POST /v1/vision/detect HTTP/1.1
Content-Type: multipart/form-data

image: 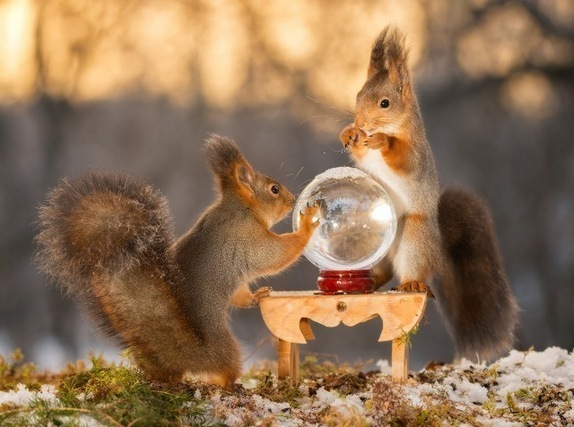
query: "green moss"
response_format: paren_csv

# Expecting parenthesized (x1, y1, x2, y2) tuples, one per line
(0, 349, 40, 391)
(59, 356, 211, 425)
(399, 324, 419, 349)
(250, 371, 303, 406)
(0, 353, 216, 426)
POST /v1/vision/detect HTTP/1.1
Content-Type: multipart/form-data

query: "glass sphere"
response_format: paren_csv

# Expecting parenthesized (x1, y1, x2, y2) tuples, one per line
(293, 167, 397, 271)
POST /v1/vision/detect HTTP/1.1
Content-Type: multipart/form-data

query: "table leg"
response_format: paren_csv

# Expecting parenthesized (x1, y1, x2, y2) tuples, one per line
(391, 338, 408, 381)
(278, 339, 291, 379)
(291, 343, 299, 381)
(277, 339, 300, 384)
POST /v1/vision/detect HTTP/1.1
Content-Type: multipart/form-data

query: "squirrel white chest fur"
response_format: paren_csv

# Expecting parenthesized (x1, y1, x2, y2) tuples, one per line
(357, 149, 409, 217)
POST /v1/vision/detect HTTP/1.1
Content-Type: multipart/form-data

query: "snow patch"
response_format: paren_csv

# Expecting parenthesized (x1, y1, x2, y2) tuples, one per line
(0, 383, 59, 406)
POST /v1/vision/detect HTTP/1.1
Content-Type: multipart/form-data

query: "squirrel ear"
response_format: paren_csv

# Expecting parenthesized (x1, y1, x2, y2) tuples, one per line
(367, 26, 411, 91)
(235, 161, 256, 195)
(367, 27, 391, 77)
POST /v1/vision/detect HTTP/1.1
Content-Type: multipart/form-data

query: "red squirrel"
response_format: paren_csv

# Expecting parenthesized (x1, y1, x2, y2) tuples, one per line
(35, 135, 319, 389)
(340, 26, 519, 362)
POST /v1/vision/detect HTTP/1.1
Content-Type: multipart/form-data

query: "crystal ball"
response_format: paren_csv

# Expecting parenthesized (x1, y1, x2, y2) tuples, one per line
(293, 166, 397, 271)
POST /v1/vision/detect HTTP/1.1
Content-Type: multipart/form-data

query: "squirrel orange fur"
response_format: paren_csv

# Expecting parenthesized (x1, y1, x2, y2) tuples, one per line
(35, 134, 319, 389)
(340, 26, 519, 362)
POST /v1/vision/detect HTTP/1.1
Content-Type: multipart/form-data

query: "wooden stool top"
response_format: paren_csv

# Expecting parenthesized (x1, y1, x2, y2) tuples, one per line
(259, 290, 427, 344)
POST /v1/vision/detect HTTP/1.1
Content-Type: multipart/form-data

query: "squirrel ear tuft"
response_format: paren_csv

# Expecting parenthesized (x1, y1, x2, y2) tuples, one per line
(204, 134, 257, 194)
(368, 25, 410, 89)
(204, 133, 244, 177)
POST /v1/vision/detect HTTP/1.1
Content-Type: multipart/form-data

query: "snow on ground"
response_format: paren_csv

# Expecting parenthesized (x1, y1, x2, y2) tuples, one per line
(1, 347, 573, 426)
(0, 383, 58, 407)
(206, 347, 574, 426)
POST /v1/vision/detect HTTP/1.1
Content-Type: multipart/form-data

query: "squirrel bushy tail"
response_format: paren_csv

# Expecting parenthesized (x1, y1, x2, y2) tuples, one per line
(35, 172, 219, 383)
(36, 172, 178, 298)
(437, 188, 519, 361)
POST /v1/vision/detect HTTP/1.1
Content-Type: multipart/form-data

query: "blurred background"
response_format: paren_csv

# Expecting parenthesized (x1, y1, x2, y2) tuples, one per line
(0, 0, 572, 372)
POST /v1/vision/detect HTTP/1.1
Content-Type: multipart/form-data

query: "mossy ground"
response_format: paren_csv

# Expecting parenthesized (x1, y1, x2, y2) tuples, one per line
(0, 349, 572, 426)
(0, 350, 214, 426)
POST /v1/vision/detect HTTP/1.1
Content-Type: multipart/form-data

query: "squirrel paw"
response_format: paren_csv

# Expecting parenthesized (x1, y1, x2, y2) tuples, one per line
(299, 201, 321, 231)
(339, 125, 366, 150)
(394, 281, 435, 298)
(252, 286, 271, 305)
(363, 132, 389, 150)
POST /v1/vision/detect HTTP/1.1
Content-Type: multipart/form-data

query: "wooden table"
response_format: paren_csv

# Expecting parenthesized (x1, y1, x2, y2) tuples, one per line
(259, 290, 427, 382)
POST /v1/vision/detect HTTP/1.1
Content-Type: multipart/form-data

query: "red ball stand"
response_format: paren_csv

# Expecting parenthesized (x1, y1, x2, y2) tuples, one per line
(317, 269, 375, 294)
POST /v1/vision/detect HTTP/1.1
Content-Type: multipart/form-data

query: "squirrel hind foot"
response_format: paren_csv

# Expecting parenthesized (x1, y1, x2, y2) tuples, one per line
(206, 372, 237, 391)
(394, 281, 435, 298)
(187, 371, 238, 391)
(139, 365, 238, 390)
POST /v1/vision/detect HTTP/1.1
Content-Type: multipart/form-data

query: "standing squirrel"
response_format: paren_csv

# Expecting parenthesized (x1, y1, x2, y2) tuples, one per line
(340, 26, 518, 362)
(35, 135, 319, 389)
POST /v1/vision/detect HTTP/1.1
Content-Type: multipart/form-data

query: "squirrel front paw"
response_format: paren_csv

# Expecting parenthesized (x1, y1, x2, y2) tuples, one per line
(363, 132, 389, 150)
(339, 125, 367, 150)
(299, 201, 321, 232)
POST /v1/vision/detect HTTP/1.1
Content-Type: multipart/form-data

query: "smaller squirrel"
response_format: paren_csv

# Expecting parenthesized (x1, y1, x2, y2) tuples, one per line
(35, 135, 319, 389)
(339, 26, 518, 362)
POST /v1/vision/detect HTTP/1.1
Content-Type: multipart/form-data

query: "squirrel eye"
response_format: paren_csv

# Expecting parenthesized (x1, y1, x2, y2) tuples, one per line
(270, 184, 280, 195)
(380, 98, 390, 109)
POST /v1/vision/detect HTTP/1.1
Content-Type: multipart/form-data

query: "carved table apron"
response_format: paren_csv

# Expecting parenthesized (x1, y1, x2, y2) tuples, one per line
(259, 290, 428, 382)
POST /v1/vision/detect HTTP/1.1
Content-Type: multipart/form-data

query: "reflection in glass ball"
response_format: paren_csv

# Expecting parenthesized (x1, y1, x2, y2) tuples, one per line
(293, 167, 397, 271)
